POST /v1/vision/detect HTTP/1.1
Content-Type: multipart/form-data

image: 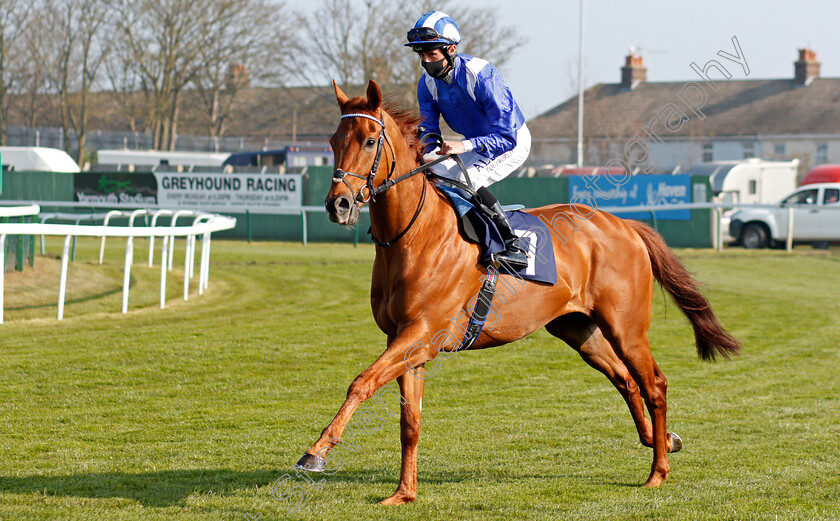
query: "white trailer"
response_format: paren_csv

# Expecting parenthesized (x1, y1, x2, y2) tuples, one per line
(0, 146, 81, 173)
(686, 158, 800, 243)
(686, 158, 800, 205)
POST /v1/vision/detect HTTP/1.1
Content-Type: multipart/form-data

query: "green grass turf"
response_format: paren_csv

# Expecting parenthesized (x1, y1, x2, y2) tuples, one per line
(0, 237, 838, 520)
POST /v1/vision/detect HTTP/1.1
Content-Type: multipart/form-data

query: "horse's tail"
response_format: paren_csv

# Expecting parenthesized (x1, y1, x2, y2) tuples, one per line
(628, 220, 741, 361)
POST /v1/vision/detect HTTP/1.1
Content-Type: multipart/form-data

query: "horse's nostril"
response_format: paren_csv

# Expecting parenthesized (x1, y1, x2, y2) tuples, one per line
(335, 197, 351, 214)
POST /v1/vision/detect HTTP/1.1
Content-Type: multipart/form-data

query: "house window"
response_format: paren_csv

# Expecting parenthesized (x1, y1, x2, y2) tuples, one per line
(702, 144, 713, 163)
(774, 143, 786, 157)
(816, 143, 828, 164)
(743, 142, 755, 159)
(748, 180, 757, 195)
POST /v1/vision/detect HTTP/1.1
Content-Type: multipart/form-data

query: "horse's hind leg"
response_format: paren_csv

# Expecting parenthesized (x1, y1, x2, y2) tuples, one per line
(379, 368, 425, 506)
(546, 314, 654, 446)
(595, 317, 672, 487)
(546, 314, 682, 454)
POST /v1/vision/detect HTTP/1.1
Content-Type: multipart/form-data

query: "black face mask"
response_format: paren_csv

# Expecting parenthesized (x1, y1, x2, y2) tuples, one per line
(422, 58, 450, 79)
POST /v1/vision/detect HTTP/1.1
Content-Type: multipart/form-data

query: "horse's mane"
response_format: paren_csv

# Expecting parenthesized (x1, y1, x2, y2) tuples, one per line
(383, 100, 425, 164)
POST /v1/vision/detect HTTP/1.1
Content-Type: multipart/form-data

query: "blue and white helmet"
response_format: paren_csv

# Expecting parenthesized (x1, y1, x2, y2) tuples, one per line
(405, 11, 461, 51)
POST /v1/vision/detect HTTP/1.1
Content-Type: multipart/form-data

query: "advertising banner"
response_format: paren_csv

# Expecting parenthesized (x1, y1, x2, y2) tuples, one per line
(568, 174, 692, 220)
(153, 172, 302, 211)
(74, 172, 158, 205)
(74, 172, 303, 212)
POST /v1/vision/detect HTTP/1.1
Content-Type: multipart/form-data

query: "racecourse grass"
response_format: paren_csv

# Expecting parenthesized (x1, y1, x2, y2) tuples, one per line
(0, 237, 838, 520)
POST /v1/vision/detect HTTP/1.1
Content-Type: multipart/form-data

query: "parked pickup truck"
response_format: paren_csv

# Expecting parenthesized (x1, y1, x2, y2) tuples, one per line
(729, 183, 840, 249)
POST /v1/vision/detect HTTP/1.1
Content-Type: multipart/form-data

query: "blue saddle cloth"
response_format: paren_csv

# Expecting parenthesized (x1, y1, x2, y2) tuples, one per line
(437, 185, 557, 285)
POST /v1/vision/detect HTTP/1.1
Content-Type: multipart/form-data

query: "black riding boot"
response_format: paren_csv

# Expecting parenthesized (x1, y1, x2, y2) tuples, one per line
(474, 187, 529, 271)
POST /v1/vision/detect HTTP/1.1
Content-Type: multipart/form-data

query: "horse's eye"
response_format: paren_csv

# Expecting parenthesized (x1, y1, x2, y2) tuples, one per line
(365, 138, 376, 149)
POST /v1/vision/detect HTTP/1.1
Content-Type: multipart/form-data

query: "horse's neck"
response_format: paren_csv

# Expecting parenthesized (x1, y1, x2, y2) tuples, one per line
(369, 168, 458, 253)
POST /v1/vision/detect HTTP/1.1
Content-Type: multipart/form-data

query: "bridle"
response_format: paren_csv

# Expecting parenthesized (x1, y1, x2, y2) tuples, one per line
(332, 111, 432, 247)
(331, 112, 396, 205)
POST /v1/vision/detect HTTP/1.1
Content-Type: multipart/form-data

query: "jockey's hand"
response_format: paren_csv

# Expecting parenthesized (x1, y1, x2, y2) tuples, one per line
(437, 140, 466, 155)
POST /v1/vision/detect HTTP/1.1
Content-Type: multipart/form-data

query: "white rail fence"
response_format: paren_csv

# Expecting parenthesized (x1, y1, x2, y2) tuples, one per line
(0, 205, 236, 323)
(2, 199, 835, 322)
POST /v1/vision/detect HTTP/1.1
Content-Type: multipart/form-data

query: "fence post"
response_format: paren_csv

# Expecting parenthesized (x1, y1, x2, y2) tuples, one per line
(122, 237, 134, 313)
(786, 206, 794, 252)
(160, 235, 169, 309)
(58, 235, 72, 320)
(15, 216, 24, 271)
(184, 235, 193, 301)
(302, 209, 308, 246)
(246, 210, 252, 243)
(28, 220, 35, 267)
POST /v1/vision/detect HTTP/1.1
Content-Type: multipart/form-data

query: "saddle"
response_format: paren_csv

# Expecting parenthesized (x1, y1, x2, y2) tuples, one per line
(435, 183, 557, 286)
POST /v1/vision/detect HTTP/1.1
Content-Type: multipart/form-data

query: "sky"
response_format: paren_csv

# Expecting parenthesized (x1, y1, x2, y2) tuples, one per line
(471, 0, 840, 119)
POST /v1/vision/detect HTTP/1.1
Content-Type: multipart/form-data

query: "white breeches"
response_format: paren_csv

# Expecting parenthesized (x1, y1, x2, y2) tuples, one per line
(427, 124, 531, 189)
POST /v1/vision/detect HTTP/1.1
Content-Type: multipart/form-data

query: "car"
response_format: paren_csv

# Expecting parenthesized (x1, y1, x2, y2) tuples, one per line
(729, 183, 840, 249)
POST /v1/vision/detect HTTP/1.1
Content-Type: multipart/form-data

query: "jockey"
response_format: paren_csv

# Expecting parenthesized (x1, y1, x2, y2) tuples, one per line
(406, 10, 530, 271)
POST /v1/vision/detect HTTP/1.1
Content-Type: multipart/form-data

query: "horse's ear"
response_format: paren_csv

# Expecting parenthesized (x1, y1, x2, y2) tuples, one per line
(366, 80, 382, 110)
(333, 80, 349, 106)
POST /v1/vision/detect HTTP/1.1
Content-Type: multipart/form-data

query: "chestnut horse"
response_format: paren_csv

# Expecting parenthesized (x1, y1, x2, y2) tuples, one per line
(296, 80, 739, 505)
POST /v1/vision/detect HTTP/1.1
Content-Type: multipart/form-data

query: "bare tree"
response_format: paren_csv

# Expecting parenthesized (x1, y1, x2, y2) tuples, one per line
(37, 0, 110, 164)
(0, 0, 32, 145)
(17, 1, 52, 129)
(299, 0, 527, 109)
(111, 0, 215, 150)
(192, 0, 296, 140)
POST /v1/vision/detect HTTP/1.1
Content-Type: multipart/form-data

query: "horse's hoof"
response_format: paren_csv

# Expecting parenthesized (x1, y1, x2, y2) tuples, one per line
(295, 453, 326, 472)
(379, 492, 416, 506)
(669, 432, 683, 453)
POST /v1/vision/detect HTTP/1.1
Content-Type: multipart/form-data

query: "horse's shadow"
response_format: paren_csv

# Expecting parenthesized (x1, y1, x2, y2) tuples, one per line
(0, 468, 279, 507)
(0, 467, 639, 507)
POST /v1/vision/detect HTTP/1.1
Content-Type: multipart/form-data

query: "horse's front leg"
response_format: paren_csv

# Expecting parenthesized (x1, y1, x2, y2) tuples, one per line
(296, 326, 435, 475)
(379, 366, 426, 506)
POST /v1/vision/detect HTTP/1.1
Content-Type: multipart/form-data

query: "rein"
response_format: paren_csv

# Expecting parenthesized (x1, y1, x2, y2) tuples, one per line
(332, 112, 475, 247)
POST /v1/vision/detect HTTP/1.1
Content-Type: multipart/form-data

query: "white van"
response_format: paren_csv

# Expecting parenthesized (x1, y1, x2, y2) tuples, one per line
(0, 146, 81, 173)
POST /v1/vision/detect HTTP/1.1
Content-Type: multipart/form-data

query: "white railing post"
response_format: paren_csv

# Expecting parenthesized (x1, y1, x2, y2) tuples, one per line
(100, 210, 124, 264)
(786, 206, 795, 253)
(149, 209, 173, 267)
(198, 232, 209, 295)
(122, 237, 134, 313)
(187, 235, 196, 280)
(160, 235, 169, 309)
(202, 233, 211, 292)
(183, 235, 192, 301)
(715, 207, 724, 251)
(58, 235, 72, 320)
(127, 209, 148, 269)
(169, 210, 195, 271)
(188, 216, 209, 281)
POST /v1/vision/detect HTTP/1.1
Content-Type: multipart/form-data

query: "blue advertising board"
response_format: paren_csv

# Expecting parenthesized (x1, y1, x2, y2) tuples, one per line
(568, 174, 692, 220)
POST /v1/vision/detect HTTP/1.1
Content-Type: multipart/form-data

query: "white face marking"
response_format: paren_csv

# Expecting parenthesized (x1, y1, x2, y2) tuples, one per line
(419, 398, 423, 412)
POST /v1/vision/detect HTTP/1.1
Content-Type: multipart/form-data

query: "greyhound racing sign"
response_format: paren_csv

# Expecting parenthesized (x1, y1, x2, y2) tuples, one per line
(154, 172, 302, 211)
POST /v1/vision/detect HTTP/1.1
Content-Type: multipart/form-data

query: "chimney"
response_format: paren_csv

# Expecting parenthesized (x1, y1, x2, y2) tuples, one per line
(794, 48, 820, 85)
(621, 52, 646, 90)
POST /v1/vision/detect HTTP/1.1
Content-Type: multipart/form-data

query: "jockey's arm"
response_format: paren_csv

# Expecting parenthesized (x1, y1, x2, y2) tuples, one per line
(437, 140, 466, 156)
